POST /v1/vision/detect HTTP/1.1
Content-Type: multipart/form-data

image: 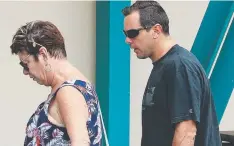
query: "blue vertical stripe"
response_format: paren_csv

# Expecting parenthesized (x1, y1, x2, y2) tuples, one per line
(210, 15, 234, 121)
(191, 1, 233, 73)
(96, 1, 130, 146)
(191, 1, 234, 122)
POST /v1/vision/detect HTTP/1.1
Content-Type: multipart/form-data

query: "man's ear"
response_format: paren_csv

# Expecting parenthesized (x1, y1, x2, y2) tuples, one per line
(152, 24, 163, 39)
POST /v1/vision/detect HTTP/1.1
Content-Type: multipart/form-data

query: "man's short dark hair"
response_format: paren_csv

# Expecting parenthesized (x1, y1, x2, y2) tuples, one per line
(122, 0, 169, 35)
(10, 20, 67, 60)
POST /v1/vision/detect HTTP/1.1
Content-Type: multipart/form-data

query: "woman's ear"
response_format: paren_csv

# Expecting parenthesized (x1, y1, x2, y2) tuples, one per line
(38, 47, 48, 61)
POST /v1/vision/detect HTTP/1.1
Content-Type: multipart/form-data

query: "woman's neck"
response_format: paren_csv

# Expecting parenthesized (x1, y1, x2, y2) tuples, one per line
(49, 59, 88, 93)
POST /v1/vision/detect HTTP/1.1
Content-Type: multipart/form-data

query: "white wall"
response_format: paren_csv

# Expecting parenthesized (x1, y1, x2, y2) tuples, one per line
(130, 1, 209, 146)
(220, 89, 234, 131)
(0, 2, 96, 145)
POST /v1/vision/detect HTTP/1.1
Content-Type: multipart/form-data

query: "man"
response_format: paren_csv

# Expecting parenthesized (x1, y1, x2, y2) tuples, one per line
(122, 1, 222, 146)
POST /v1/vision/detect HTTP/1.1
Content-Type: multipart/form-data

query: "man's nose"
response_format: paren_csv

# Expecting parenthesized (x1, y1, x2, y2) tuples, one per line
(125, 37, 133, 44)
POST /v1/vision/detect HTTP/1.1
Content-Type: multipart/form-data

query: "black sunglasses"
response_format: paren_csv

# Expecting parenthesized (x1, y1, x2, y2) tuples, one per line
(123, 27, 147, 38)
(19, 61, 29, 71)
(19, 54, 30, 72)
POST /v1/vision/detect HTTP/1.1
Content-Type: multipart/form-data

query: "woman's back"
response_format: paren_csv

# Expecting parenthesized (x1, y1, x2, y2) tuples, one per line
(24, 79, 102, 146)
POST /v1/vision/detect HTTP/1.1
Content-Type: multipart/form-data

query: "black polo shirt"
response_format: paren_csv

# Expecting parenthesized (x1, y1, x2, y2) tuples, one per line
(141, 44, 222, 146)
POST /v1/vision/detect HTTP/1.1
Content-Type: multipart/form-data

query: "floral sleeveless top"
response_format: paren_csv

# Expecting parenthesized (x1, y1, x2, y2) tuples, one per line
(24, 80, 102, 146)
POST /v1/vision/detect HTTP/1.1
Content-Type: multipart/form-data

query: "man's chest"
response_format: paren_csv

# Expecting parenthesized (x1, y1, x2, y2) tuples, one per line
(142, 68, 168, 111)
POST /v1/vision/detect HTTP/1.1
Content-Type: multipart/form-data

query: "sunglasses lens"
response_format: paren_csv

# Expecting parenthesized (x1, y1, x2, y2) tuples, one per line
(20, 62, 29, 71)
(127, 29, 139, 38)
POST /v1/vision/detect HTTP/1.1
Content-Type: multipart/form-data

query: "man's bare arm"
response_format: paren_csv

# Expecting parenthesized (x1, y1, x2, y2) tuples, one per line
(172, 120, 197, 146)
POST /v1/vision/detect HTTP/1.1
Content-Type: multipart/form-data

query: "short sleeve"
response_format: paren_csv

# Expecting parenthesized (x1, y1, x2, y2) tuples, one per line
(166, 62, 201, 125)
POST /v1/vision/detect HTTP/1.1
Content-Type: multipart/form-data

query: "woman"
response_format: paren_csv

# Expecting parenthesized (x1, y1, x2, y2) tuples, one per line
(10, 20, 102, 146)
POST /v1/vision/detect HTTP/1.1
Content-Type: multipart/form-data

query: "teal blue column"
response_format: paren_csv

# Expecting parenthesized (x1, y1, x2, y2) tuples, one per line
(96, 1, 130, 146)
(209, 3, 234, 122)
(191, 1, 234, 74)
(209, 16, 234, 122)
(191, 1, 234, 122)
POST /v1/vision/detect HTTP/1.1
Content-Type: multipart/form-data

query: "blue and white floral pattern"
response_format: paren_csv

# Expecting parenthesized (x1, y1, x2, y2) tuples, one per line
(24, 80, 102, 146)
